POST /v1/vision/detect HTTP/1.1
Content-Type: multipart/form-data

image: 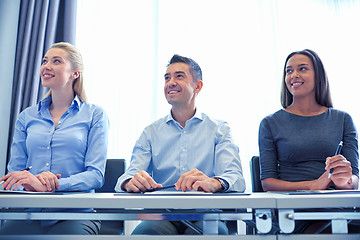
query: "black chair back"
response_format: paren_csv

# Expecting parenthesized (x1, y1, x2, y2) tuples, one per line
(250, 156, 264, 192)
(96, 159, 125, 193)
(95, 159, 126, 235)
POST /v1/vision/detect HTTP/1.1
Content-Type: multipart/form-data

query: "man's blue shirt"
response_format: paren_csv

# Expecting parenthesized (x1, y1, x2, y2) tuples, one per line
(115, 110, 245, 192)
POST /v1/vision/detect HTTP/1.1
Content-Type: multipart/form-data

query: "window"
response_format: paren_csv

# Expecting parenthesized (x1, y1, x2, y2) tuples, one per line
(76, 0, 360, 191)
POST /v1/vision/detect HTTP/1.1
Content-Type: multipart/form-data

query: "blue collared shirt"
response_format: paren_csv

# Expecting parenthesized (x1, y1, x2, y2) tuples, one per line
(115, 110, 245, 192)
(8, 95, 109, 192)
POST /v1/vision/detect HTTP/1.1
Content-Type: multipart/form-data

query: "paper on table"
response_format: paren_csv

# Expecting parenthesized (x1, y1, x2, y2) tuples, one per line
(0, 190, 84, 195)
(144, 190, 213, 195)
(0, 190, 56, 194)
(269, 190, 360, 195)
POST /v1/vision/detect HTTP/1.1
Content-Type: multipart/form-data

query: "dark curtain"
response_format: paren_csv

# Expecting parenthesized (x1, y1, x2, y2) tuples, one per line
(6, 0, 77, 167)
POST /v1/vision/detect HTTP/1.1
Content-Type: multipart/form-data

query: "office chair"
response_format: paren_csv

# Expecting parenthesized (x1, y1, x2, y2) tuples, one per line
(225, 156, 265, 235)
(245, 156, 265, 234)
(95, 158, 126, 235)
(250, 156, 264, 192)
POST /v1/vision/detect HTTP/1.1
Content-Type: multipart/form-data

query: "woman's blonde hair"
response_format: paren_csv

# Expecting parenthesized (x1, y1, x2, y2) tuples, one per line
(44, 42, 88, 102)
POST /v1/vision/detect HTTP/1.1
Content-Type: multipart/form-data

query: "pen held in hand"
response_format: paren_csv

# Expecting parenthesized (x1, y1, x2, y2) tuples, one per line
(145, 185, 175, 192)
(328, 141, 343, 178)
(24, 166, 32, 171)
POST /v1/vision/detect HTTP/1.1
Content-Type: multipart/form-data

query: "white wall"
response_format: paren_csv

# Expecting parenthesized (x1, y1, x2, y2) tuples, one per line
(0, 0, 20, 176)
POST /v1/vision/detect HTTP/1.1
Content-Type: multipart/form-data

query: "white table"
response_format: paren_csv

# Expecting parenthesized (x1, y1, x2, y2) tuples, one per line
(1, 191, 359, 239)
(0, 192, 275, 236)
(273, 191, 360, 234)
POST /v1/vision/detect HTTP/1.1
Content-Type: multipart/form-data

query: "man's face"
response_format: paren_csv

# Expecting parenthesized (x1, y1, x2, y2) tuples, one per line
(164, 62, 201, 108)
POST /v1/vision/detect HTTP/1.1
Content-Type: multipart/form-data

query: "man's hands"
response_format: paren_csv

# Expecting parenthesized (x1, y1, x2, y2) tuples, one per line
(0, 171, 61, 192)
(123, 169, 223, 193)
(175, 169, 222, 193)
(123, 171, 162, 192)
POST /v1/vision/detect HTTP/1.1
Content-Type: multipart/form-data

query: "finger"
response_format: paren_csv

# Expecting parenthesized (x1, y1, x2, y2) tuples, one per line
(36, 175, 47, 185)
(4, 174, 25, 190)
(126, 177, 147, 192)
(48, 173, 59, 191)
(178, 174, 189, 191)
(192, 181, 207, 192)
(327, 159, 351, 171)
(132, 173, 151, 190)
(0, 173, 9, 182)
(1, 173, 15, 189)
(45, 172, 57, 187)
(44, 172, 60, 190)
(1, 176, 10, 189)
(13, 176, 32, 190)
(181, 175, 198, 192)
(43, 172, 57, 191)
(3, 177, 16, 190)
(183, 170, 207, 191)
(127, 185, 140, 193)
(13, 179, 26, 190)
(127, 179, 143, 193)
(53, 174, 61, 189)
(175, 174, 186, 190)
(330, 165, 352, 176)
(139, 171, 160, 189)
(325, 157, 331, 166)
(332, 173, 352, 181)
(176, 169, 197, 191)
(55, 177, 60, 189)
(325, 156, 348, 171)
(326, 155, 346, 165)
(135, 171, 159, 189)
(39, 174, 51, 191)
(48, 177, 56, 191)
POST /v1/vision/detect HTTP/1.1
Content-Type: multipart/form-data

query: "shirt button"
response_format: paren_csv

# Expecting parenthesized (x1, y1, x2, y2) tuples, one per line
(50, 131, 53, 133)
(183, 131, 186, 134)
(67, 110, 70, 113)
(46, 163, 50, 167)
(182, 148, 186, 152)
(58, 121, 61, 124)
(47, 146, 50, 150)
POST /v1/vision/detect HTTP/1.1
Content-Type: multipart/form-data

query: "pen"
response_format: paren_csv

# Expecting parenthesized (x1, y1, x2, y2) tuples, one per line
(24, 166, 33, 171)
(0, 166, 32, 186)
(145, 185, 176, 192)
(328, 141, 343, 178)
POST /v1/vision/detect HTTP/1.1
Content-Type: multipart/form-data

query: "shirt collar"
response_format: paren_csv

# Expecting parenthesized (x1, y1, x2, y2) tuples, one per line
(72, 95, 81, 110)
(38, 95, 81, 112)
(165, 108, 203, 123)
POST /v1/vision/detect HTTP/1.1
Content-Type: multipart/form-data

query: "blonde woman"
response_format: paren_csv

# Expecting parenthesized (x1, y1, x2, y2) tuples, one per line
(0, 42, 109, 235)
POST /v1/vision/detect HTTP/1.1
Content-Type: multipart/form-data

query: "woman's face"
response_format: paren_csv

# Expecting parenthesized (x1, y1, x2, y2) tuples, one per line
(40, 48, 78, 92)
(285, 54, 316, 100)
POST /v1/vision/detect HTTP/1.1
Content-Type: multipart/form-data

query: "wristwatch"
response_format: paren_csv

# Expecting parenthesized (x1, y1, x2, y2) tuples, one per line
(213, 177, 229, 192)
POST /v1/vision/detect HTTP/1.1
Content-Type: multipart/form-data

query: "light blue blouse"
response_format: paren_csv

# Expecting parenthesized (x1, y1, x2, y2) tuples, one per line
(8, 95, 109, 192)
